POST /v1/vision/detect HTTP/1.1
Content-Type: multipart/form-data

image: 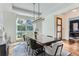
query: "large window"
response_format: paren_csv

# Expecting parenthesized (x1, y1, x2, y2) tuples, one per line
(16, 17, 33, 38)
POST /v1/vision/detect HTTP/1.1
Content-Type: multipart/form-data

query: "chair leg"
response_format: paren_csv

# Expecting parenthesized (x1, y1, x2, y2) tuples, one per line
(24, 46, 28, 56)
(31, 49, 35, 56)
(43, 48, 45, 56)
(32, 50, 34, 56)
(28, 47, 31, 55)
(43, 52, 45, 56)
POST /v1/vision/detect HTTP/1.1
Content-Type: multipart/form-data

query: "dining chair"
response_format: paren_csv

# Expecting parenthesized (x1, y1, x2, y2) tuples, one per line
(44, 41, 71, 56)
(28, 39, 45, 56)
(52, 41, 71, 56)
(44, 41, 63, 56)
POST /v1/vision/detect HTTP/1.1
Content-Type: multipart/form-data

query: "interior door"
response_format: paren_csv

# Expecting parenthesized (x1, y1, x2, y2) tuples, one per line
(56, 17, 62, 40)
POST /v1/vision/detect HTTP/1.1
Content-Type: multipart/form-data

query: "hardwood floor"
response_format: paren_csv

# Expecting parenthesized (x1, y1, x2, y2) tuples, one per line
(63, 40, 79, 56)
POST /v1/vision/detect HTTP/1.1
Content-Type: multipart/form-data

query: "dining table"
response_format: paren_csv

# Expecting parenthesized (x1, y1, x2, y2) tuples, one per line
(25, 33, 61, 46)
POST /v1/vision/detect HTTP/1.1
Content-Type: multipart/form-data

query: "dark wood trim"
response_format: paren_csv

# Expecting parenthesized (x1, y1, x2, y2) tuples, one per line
(57, 24, 62, 26)
(56, 17, 62, 40)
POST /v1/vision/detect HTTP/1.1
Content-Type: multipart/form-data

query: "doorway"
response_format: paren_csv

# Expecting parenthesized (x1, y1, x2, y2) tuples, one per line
(56, 17, 62, 40)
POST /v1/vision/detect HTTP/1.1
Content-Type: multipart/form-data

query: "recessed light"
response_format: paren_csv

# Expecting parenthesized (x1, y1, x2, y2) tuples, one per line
(72, 9, 77, 12)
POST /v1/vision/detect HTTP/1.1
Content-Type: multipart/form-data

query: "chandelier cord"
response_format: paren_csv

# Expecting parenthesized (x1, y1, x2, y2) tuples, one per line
(33, 3, 35, 20)
(38, 3, 40, 18)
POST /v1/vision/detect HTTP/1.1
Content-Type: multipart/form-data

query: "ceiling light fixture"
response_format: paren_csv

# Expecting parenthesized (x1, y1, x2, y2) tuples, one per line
(33, 3, 44, 23)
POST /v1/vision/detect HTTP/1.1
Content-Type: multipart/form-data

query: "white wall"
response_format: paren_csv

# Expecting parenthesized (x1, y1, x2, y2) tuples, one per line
(0, 11, 4, 25)
(3, 11, 16, 42)
(0, 4, 4, 26)
(42, 15, 55, 36)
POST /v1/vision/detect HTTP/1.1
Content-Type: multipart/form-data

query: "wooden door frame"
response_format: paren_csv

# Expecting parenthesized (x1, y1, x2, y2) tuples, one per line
(56, 17, 62, 40)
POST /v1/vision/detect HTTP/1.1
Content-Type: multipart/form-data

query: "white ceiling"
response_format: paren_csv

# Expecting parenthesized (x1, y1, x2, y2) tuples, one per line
(1, 3, 79, 17)
(12, 3, 73, 16)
